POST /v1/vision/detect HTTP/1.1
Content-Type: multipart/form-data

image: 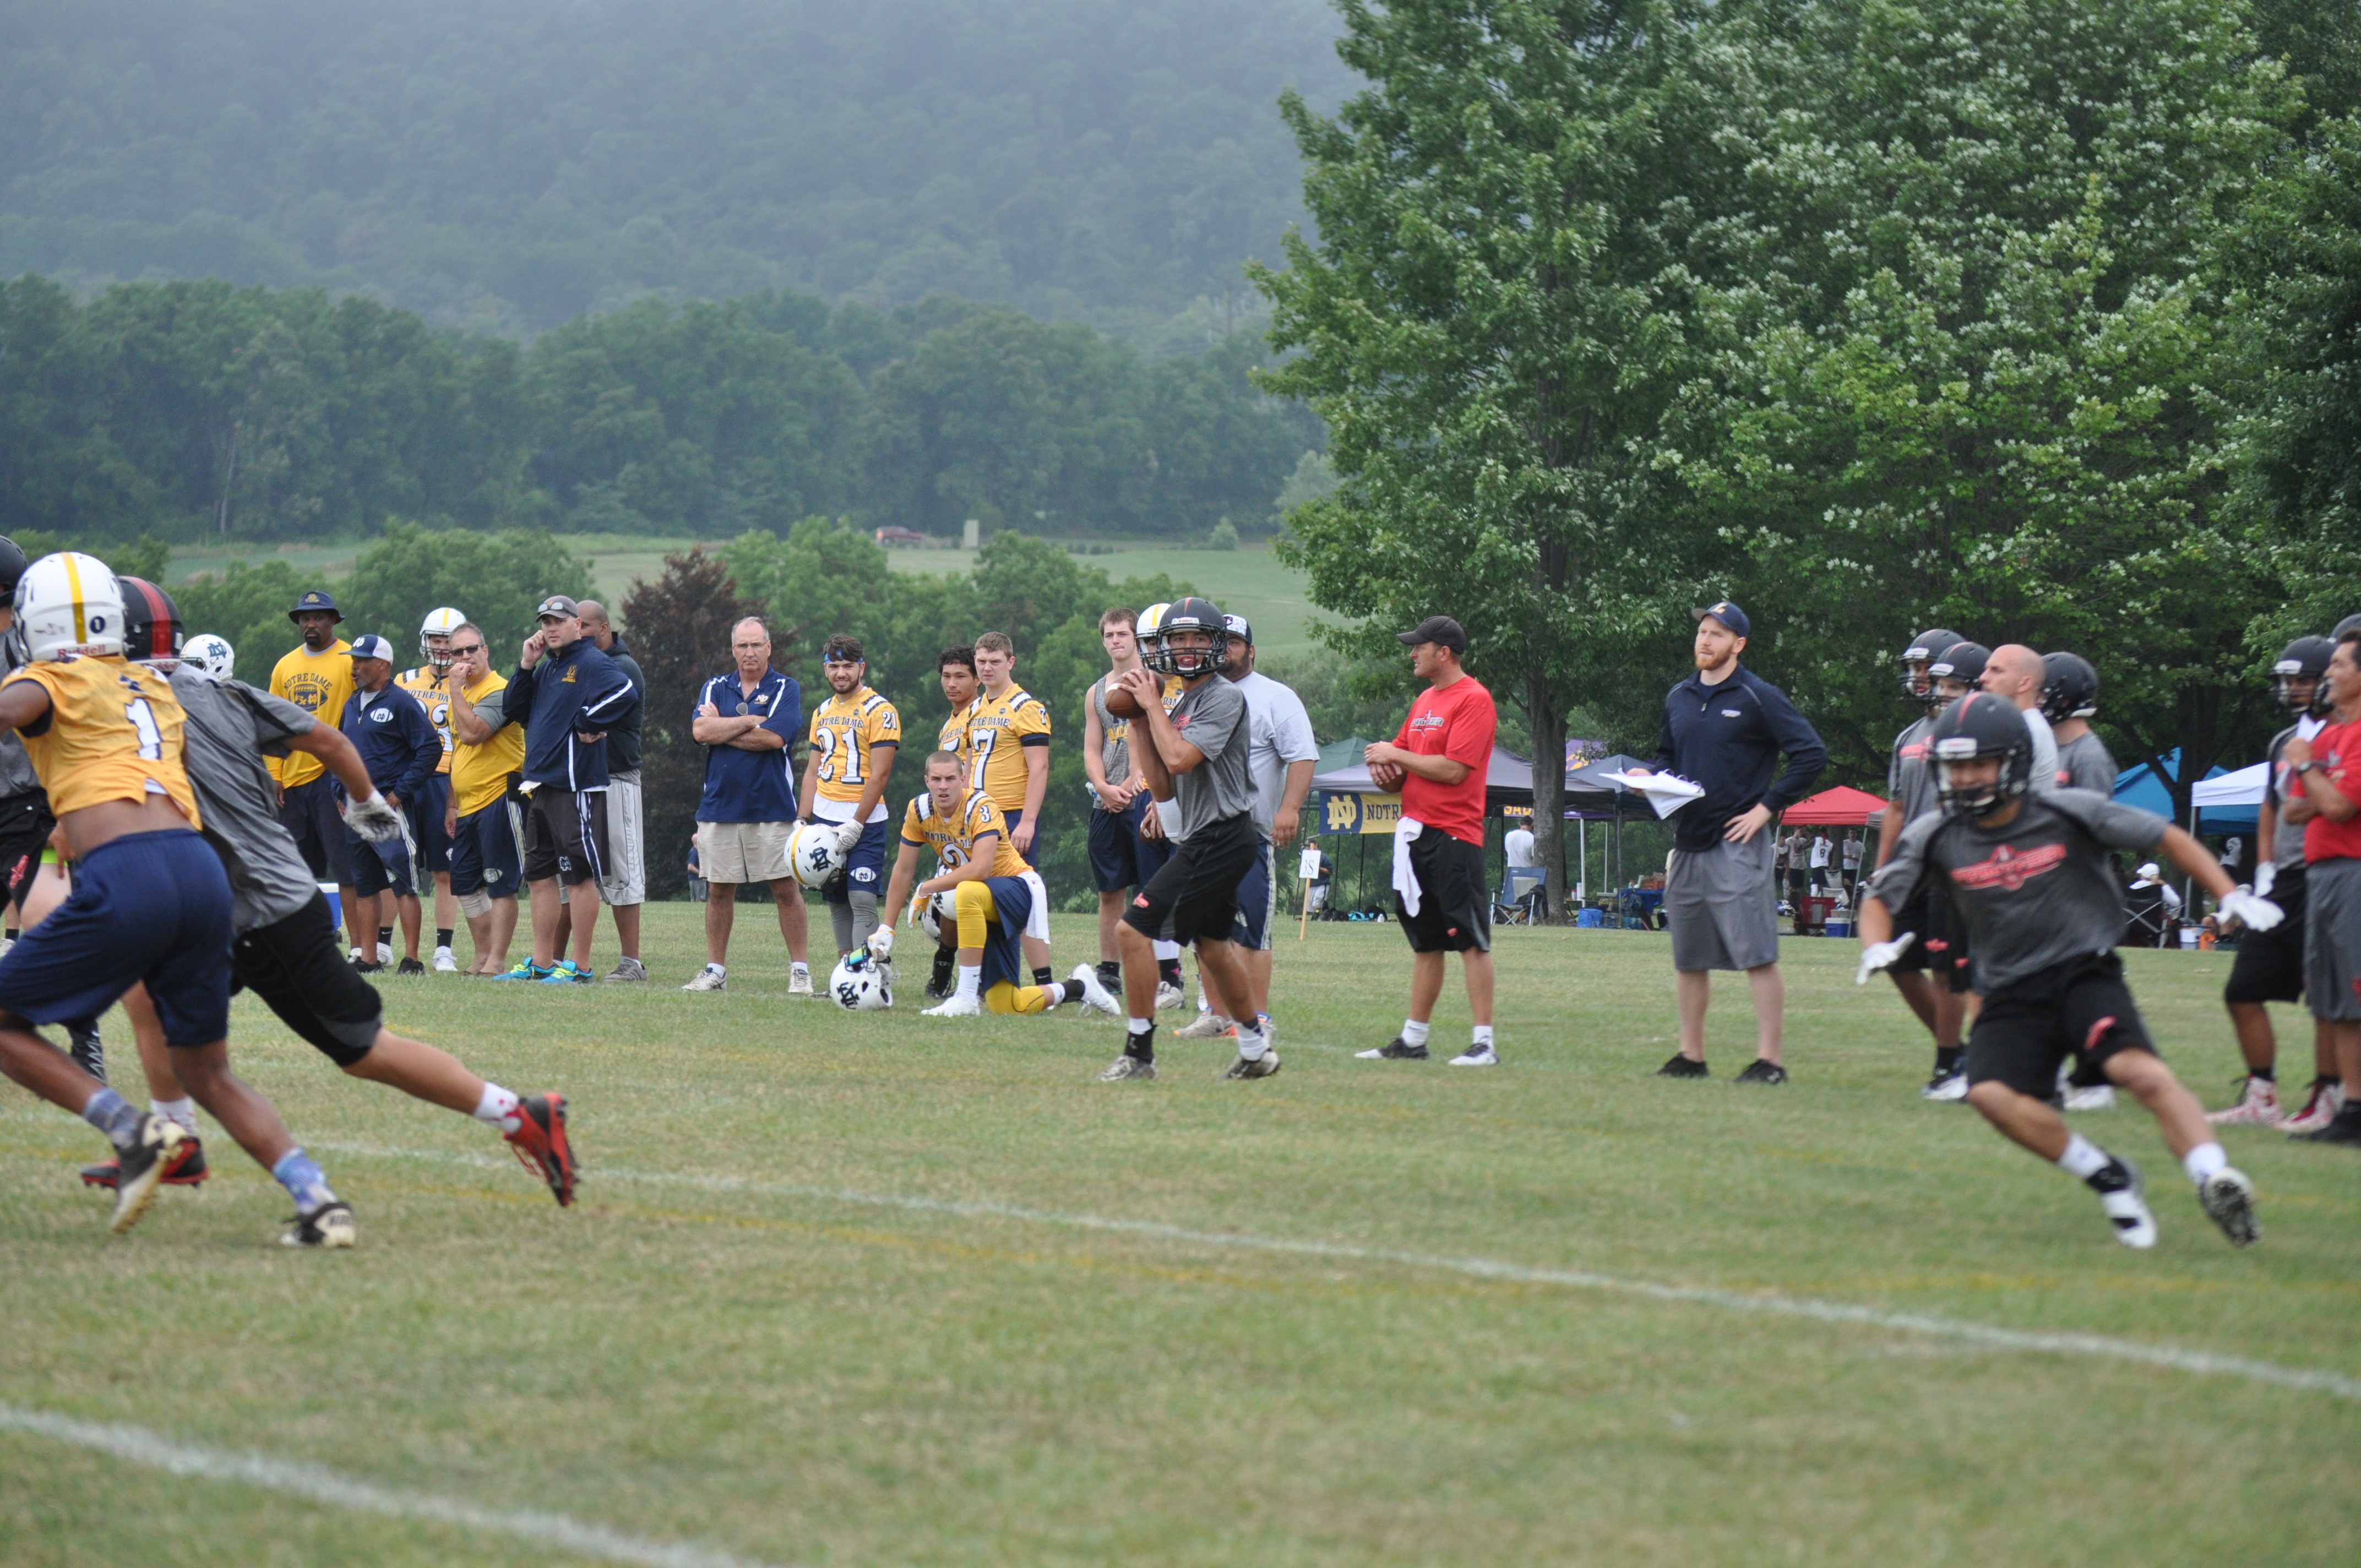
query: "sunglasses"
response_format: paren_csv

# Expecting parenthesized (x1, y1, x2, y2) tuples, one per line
(449, 643, 484, 657)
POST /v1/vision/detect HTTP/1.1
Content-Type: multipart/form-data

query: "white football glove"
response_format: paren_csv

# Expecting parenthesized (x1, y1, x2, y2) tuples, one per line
(2251, 861, 2276, 901)
(835, 816, 864, 854)
(1854, 930, 1917, 986)
(2218, 889, 2284, 933)
(345, 791, 404, 843)
(867, 927, 894, 961)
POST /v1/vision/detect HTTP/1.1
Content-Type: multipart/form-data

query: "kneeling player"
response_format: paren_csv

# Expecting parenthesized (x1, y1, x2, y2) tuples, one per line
(875, 750, 1118, 1020)
(1859, 693, 2277, 1249)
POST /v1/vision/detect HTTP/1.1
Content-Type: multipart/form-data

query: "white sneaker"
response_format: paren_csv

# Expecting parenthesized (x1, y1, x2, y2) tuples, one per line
(1067, 964, 1122, 1017)
(433, 946, 459, 973)
(922, 993, 980, 1017)
(2097, 1158, 2156, 1249)
(2281, 1080, 2344, 1134)
(1449, 1043, 1499, 1067)
(377, 942, 394, 965)
(788, 967, 814, 997)
(1921, 1070, 1969, 1102)
(682, 965, 726, 993)
(2063, 1084, 2117, 1112)
(1173, 1011, 1233, 1039)
(2205, 1075, 2282, 1126)
(1155, 981, 1185, 1011)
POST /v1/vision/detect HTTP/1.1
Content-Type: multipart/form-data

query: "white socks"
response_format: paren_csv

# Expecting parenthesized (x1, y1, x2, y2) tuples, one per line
(1471, 1025, 1494, 1049)
(1401, 1019, 1432, 1047)
(151, 1096, 197, 1136)
(2054, 1133, 2110, 1180)
(2182, 1141, 2228, 1186)
(955, 964, 982, 1003)
(472, 1084, 523, 1134)
(1151, 939, 1180, 963)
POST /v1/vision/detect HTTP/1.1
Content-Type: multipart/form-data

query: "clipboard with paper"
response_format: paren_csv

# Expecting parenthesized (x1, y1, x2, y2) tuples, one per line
(1598, 770, 1706, 820)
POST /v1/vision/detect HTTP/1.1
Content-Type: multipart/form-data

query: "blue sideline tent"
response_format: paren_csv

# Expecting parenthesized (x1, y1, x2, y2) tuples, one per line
(2113, 749, 2253, 832)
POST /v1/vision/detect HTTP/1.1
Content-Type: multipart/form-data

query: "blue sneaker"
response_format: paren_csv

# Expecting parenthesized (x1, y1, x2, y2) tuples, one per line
(492, 960, 554, 982)
(539, 960, 594, 984)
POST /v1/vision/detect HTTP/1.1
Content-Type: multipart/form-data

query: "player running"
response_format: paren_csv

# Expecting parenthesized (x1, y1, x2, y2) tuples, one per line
(395, 607, 466, 970)
(800, 635, 899, 960)
(0, 553, 350, 1242)
(77, 581, 579, 1207)
(1859, 692, 2276, 1248)
(874, 750, 1117, 1020)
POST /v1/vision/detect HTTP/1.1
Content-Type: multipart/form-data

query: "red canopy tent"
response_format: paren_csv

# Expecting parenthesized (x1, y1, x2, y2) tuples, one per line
(1779, 785, 1889, 825)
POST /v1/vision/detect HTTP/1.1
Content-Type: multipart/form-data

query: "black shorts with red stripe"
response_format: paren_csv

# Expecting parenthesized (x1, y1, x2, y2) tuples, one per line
(1966, 952, 2157, 1099)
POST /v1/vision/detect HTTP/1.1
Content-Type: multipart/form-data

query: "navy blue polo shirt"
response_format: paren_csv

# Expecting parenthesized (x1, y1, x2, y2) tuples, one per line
(1652, 663, 1827, 851)
(695, 668, 802, 823)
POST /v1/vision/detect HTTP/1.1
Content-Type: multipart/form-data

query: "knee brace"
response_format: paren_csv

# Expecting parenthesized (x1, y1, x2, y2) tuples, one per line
(457, 887, 493, 919)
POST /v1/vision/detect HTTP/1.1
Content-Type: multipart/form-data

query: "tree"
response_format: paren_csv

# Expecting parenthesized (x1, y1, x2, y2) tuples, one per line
(1255, 0, 1742, 917)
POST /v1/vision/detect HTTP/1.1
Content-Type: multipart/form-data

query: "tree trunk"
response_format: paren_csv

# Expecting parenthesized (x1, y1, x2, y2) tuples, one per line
(1527, 669, 1568, 921)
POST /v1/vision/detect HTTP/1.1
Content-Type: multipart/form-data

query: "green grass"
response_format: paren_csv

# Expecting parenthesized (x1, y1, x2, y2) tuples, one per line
(890, 541, 1317, 654)
(3, 912, 2355, 1566)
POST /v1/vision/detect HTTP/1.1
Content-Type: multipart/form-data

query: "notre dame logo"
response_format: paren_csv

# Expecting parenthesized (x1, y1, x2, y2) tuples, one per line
(1324, 793, 1361, 833)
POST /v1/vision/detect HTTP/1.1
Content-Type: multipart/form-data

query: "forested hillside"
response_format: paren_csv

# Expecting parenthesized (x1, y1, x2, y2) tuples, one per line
(0, 0, 1351, 342)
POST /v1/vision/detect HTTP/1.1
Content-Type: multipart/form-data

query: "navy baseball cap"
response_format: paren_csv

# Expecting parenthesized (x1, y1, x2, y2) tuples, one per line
(535, 595, 580, 622)
(1693, 600, 1750, 638)
(347, 634, 396, 662)
(1223, 613, 1253, 645)
(288, 589, 343, 624)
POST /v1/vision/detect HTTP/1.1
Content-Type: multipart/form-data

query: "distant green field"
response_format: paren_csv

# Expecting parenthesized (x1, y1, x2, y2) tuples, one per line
(3, 912, 2354, 1565)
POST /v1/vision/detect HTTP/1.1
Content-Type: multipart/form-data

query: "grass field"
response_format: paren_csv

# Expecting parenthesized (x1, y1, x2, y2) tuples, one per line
(3, 911, 2355, 1566)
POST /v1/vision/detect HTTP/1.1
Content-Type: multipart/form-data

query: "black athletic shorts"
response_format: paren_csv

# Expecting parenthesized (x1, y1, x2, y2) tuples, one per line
(1124, 811, 1259, 946)
(1889, 883, 1974, 993)
(1399, 827, 1490, 954)
(521, 787, 610, 888)
(231, 891, 383, 1067)
(2224, 864, 2306, 1005)
(278, 774, 355, 884)
(0, 793, 53, 911)
(1967, 952, 2157, 1099)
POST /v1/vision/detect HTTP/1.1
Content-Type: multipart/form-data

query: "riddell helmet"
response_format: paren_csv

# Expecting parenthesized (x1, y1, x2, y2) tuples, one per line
(419, 607, 466, 672)
(1899, 627, 1965, 705)
(183, 633, 236, 680)
(918, 888, 958, 946)
(1136, 602, 1173, 674)
(1157, 596, 1231, 678)
(2274, 635, 2336, 716)
(830, 950, 893, 1011)
(117, 576, 186, 664)
(15, 552, 125, 661)
(1926, 640, 1989, 704)
(2039, 651, 2099, 723)
(787, 821, 842, 890)
(1929, 691, 2034, 819)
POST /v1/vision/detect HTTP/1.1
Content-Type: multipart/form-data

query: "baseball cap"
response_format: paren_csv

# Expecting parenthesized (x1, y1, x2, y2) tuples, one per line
(2135, 862, 2163, 884)
(1397, 615, 1466, 655)
(535, 595, 580, 622)
(1223, 613, 1253, 645)
(348, 634, 396, 662)
(1693, 600, 1750, 638)
(287, 589, 343, 624)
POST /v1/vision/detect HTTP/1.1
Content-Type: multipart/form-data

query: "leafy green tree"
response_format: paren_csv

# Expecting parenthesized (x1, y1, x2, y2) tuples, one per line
(336, 522, 594, 668)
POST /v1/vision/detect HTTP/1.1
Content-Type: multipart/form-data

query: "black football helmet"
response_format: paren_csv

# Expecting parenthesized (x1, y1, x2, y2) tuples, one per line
(2039, 652, 2098, 723)
(1928, 691, 2034, 819)
(2273, 635, 2335, 716)
(117, 576, 185, 663)
(0, 536, 26, 603)
(2333, 613, 2361, 645)
(1925, 640, 1989, 707)
(1156, 596, 1231, 678)
(1898, 628, 1965, 706)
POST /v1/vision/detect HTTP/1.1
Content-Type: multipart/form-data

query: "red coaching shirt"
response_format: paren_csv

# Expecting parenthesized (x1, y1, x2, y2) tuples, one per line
(2303, 719, 2361, 863)
(1392, 675, 1496, 845)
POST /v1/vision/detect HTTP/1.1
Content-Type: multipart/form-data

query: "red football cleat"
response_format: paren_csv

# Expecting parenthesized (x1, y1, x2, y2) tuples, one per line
(504, 1093, 578, 1207)
(80, 1133, 209, 1190)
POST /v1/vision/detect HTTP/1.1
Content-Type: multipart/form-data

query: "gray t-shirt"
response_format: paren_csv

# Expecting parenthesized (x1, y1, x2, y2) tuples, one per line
(168, 669, 323, 933)
(2054, 729, 2118, 796)
(1168, 676, 1253, 838)
(2022, 705, 2060, 794)
(2266, 717, 2325, 872)
(1886, 715, 1941, 828)
(1091, 673, 1134, 799)
(1228, 669, 1318, 837)
(1869, 787, 2167, 992)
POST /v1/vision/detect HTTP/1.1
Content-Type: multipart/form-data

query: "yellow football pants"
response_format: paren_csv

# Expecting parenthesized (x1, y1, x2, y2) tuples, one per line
(955, 881, 1054, 1014)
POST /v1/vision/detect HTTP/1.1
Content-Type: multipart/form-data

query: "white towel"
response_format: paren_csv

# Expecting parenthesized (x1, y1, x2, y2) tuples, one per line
(1393, 816, 1426, 916)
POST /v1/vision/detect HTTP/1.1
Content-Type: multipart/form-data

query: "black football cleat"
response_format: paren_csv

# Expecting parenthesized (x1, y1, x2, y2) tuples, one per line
(83, 1133, 209, 1190)
(1655, 1053, 1710, 1079)
(1733, 1059, 1790, 1086)
(1354, 1038, 1429, 1060)
(67, 1023, 105, 1084)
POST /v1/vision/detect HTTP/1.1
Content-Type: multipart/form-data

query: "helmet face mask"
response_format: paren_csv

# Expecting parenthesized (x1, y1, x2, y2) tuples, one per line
(2273, 636, 2335, 717)
(1135, 602, 1173, 676)
(2038, 651, 2099, 725)
(1930, 693, 2034, 819)
(1924, 642, 1990, 711)
(1899, 628, 1963, 706)
(183, 634, 236, 681)
(420, 607, 465, 673)
(16, 552, 128, 661)
(830, 950, 892, 1011)
(1156, 597, 1231, 679)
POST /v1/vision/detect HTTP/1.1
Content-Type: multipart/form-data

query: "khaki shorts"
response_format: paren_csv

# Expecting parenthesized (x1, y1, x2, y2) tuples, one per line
(599, 770, 645, 907)
(697, 819, 794, 885)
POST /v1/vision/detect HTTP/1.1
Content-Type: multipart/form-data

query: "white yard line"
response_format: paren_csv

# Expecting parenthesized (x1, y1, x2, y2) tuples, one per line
(319, 1139, 2361, 1403)
(0, 1402, 783, 1568)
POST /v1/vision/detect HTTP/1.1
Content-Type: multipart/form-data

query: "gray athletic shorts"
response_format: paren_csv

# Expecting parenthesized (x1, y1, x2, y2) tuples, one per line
(2305, 856, 2361, 1020)
(1666, 832, 1779, 972)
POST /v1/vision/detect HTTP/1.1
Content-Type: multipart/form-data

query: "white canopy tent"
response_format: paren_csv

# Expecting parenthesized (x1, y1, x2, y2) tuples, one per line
(2191, 761, 2268, 809)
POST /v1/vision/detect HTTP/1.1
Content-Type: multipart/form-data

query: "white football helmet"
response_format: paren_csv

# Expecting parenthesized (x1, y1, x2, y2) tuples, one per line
(918, 888, 958, 945)
(183, 634, 236, 680)
(1136, 601, 1172, 675)
(787, 820, 842, 889)
(15, 552, 124, 661)
(830, 950, 893, 1011)
(420, 606, 466, 672)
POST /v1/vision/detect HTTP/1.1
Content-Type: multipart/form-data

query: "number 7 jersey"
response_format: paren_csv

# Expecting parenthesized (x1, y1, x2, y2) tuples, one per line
(4, 654, 201, 825)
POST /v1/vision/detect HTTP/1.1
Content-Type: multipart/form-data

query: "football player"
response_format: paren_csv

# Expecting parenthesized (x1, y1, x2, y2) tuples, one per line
(2210, 637, 2339, 1130)
(874, 750, 1116, 1019)
(1872, 629, 1974, 1098)
(927, 646, 981, 999)
(2040, 653, 2117, 792)
(77, 580, 578, 1208)
(1859, 692, 2275, 1248)
(967, 631, 1054, 982)
(799, 634, 899, 959)
(1082, 607, 1189, 1004)
(395, 607, 466, 970)
(0, 554, 350, 1242)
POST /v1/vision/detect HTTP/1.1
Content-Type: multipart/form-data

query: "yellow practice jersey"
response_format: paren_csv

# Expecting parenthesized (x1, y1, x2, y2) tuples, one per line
(809, 685, 901, 807)
(4, 655, 200, 825)
(901, 788, 1030, 878)
(966, 685, 1049, 810)
(937, 698, 977, 767)
(395, 665, 454, 775)
(267, 639, 352, 788)
(449, 670, 527, 818)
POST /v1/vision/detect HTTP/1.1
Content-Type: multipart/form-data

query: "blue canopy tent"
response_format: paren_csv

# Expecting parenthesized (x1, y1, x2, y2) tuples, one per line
(2113, 749, 2240, 827)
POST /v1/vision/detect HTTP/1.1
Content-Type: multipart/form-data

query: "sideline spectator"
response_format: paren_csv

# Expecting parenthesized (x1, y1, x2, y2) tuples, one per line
(575, 601, 648, 981)
(442, 622, 526, 974)
(2279, 630, 2361, 1145)
(1981, 645, 2062, 792)
(1641, 601, 1827, 1084)
(271, 589, 358, 952)
(336, 635, 439, 974)
(1809, 831, 1832, 890)
(683, 617, 812, 995)
(1841, 829, 1863, 893)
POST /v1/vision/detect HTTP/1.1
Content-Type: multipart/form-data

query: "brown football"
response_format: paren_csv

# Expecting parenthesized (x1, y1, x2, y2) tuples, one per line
(1104, 681, 1144, 718)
